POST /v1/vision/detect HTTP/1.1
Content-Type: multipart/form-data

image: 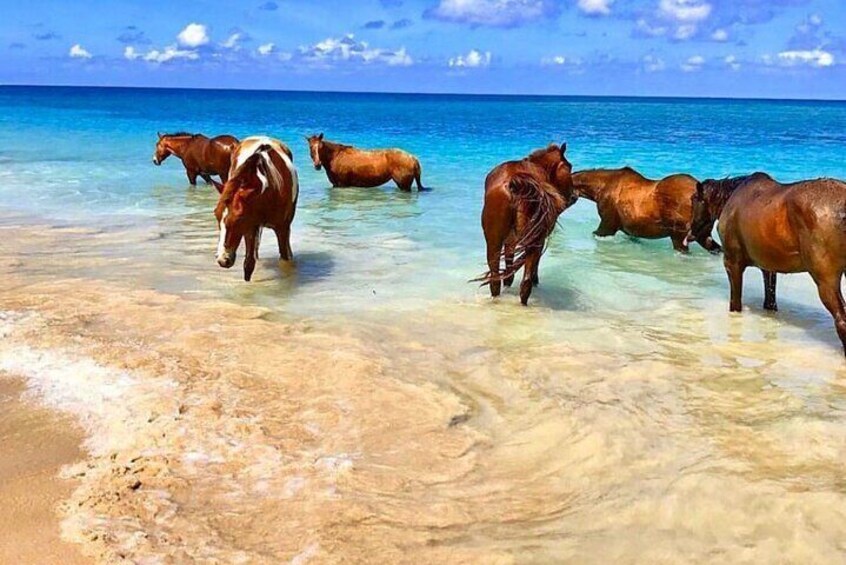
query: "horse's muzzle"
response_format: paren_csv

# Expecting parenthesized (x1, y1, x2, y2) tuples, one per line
(152, 156, 161, 166)
(217, 253, 236, 269)
(314, 164, 322, 171)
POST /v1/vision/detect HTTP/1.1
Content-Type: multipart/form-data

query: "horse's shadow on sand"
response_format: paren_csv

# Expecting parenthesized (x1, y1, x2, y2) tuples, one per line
(253, 251, 335, 288)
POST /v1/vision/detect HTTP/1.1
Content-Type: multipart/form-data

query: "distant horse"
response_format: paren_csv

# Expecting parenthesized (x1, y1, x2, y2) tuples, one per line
(213, 136, 298, 282)
(478, 143, 578, 305)
(572, 167, 720, 253)
(153, 132, 239, 187)
(306, 133, 425, 191)
(686, 172, 846, 355)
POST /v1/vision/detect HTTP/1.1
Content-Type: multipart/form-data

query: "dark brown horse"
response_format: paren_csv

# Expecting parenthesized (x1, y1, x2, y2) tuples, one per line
(213, 136, 298, 282)
(686, 172, 846, 355)
(153, 132, 239, 187)
(478, 143, 578, 305)
(306, 133, 425, 191)
(572, 167, 720, 253)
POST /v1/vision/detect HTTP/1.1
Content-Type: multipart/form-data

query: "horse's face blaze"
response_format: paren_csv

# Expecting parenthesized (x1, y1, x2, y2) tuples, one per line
(153, 138, 171, 165)
(306, 134, 323, 170)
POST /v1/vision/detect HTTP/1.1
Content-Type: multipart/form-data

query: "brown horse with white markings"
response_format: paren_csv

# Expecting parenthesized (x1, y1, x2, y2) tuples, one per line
(572, 167, 720, 253)
(478, 143, 578, 305)
(213, 136, 298, 282)
(686, 172, 846, 356)
(306, 133, 425, 191)
(153, 132, 239, 187)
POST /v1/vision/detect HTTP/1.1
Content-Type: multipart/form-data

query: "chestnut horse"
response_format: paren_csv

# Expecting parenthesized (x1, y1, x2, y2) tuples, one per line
(478, 143, 578, 305)
(213, 136, 298, 282)
(686, 172, 846, 355)
(572, 167, 720, 253)
(306, 133, 425, 191)
(153, 132, 239, 187)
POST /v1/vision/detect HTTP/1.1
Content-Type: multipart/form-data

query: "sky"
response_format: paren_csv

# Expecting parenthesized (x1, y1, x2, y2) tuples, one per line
(1, 0, 845, 99)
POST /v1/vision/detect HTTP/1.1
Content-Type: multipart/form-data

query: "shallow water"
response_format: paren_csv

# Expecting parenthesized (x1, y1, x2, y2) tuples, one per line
(1, 87, 846, 563)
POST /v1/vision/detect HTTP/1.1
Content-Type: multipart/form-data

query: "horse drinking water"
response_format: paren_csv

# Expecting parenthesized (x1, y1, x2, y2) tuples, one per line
(478, 143, 578, 305)
(153, 132, 239, 187)
(571, 167, 720, 253)
(686, 172, 846, 356)
(306, 133, 425, 191)
(213, 136, 298, 282)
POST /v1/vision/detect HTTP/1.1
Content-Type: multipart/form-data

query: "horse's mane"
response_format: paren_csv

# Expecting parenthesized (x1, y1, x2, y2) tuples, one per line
(526, 144, 560, 163)
(702, 172, 772, 197)
(163, 132, 199, 138)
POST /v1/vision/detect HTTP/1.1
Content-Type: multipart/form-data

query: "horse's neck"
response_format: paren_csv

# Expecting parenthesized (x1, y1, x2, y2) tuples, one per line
(166, 137, 195, 158)
(320, 142, 347, 167)
(572, 170, 624, 201)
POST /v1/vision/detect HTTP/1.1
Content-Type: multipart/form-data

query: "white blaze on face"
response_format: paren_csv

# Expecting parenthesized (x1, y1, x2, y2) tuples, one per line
(216, 208, 229, 259)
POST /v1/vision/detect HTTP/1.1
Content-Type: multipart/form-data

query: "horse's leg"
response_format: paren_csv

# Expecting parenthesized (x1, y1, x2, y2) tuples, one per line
(762, 270, 778, 311)
(200, 173, 213, 185)
(503, 242, 515, 288)
(394, 173, 413, 192)
(482, 209, 508, 299)
(520, 248, 541, 306)
(531, 259, 540, 287)
(725, 258, 746, 313)
(186, 168, 198, 186)
(275, 224, 293, 262)
(594, 207, 620, 237)
(243, 227, 260, 282)
(813, 272, 846, 356)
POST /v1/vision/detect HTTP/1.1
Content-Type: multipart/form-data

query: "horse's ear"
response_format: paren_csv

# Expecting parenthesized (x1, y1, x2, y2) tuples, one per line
(560, 142, 567, 155)
(695, 182, 704, 198)
(157, 132, 163, 139)
(318, 133, 324, 141)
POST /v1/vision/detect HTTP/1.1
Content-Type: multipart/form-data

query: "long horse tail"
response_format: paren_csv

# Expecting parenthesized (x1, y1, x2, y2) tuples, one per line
(472, 173, 562, 286)
(414, 159, 425, 191)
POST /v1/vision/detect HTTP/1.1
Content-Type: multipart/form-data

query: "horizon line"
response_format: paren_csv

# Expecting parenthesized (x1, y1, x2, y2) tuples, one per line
(1, 82, 845, 104)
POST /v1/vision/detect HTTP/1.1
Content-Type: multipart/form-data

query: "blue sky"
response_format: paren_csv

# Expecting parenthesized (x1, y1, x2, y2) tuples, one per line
(2, 0, 845, 98)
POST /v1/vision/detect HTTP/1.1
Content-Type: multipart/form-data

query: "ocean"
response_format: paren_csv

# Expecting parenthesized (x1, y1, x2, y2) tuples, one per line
(1, 85, 846, 562)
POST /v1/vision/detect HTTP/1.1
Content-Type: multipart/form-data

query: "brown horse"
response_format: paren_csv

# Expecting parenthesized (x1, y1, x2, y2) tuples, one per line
(686, 172, 846, 355)
(572, 167, 720, 253)
(305, 133, 425, 191)
(153, 132, 239, 187)
(478, 143, 578, 305)
(213, 136, 298, 282)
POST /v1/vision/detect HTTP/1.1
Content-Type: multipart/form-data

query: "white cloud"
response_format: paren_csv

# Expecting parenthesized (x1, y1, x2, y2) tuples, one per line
(642, 54, 666, 72)
(541, 54, 582, 66)
(659, 0, 712, 23)
(636, 18, 667, 37)
(681, 54, 705, 72)
(724, 55, 740, 71)
(143, 45, 200, 63)
(577, 0, 613, 16)
(778, 49, 834, 68)
(449, 49, 492, 68)
(711, 28, 728, 42)
(177, 23, 209, 48)
(257, 43, 274, 56)
(222, 33, 241, 49)
(69, 44, 92, 59)
(428, 0, 554, 27)
(300, 34, 413, 66)
(123, 46, 140, 60)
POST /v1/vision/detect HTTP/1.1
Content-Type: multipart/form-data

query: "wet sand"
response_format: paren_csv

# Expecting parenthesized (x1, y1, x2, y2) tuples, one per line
(0, 379, 89, 565)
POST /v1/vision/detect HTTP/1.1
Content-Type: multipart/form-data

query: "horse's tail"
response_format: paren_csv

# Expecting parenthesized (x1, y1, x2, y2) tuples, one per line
(414, 159, 425, 191)
(472, 173, 562, 286)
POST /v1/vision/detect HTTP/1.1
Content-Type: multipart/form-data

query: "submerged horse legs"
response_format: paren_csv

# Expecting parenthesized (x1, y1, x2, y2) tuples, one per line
(243, 227, 261, 282)
(503, 243, 515, 288)
(186, 168, 199, 186)
(593, 207, 620, 238)
(814, 272, 846, 356)
(762, 270, 778, 311)
(671, 233, 690, 254)
(520, 247, 542, 306)
(275, 225, 294, 262)
(725, 258, 746, 313)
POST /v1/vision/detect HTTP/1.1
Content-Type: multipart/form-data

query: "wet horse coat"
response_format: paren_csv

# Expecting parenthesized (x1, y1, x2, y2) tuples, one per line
(572, 167, 720, 253)
(214, 136, 298, 281)
(153, 133, 239, 186)
(687, 172, 846, 355)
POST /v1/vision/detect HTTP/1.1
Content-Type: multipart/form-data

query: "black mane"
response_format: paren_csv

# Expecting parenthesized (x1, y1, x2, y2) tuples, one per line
(702, 172, 772, 195)
(163, 131, 198, 138)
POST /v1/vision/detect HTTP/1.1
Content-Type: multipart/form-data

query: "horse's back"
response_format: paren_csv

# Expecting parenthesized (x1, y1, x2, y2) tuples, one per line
(232, 136, 298, 201)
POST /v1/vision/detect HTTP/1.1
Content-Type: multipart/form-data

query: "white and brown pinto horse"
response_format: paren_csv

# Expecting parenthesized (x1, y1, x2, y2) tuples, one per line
(213, 136, 298, 282)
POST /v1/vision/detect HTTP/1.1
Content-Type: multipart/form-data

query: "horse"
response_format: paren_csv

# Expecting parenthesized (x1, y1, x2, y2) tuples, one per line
(305, 133, 425, 191)
(153, 132, 239, 187)
(212, 136, 298, 282)
(477, 143, 578, 306)
(686, 172, 846, 356)
(571, 167, 721, 253)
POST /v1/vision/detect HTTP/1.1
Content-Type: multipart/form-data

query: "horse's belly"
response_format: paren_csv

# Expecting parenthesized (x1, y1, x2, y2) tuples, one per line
(740, 224, 804, 273)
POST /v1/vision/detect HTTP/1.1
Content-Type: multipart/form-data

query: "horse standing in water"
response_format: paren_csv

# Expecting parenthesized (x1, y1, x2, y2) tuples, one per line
(686, 172, 846, 356)
(478, 143, 578, 305)
(572, 167, 720, 253)
(306, 133, 425, 191)
(153, 132, 239, 187)
(213, 136, 298, 282)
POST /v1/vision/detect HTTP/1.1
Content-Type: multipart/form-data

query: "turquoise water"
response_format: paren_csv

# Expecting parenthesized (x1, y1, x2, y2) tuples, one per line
(1, 86, 845, 318)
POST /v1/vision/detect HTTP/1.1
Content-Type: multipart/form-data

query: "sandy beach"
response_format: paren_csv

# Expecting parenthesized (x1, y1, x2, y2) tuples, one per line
(0, 378, 89, 564)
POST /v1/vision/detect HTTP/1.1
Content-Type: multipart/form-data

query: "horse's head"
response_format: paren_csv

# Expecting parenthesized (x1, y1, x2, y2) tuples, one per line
(685, 180, 722, 247)
(305, 133, 324, 171)
(153, 133, 171, 165)
(530, 142, 577, 208)
(214, 151, 268, 272)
